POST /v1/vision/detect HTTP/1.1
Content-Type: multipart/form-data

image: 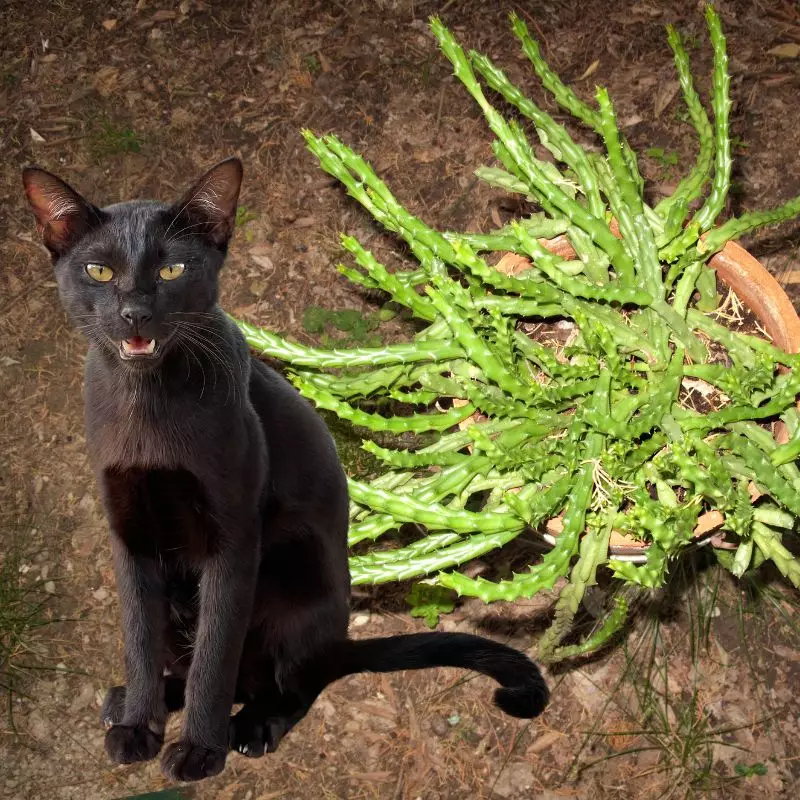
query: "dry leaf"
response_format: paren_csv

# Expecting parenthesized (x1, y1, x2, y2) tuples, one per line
(317, 51, 332, 73)
(768, 43, 800, 58)
(495, 253, 533, 276)
(250, 254, 274, 271)
(621, 114, 643, 128)
(102, 18, 118, 31)
(654, 79, 679, 117)
(578, 59, 600, 81)
(780, 269, 800, 284)
(249, 279, 268, 296)
(92, 66, 120, 97)
(30, 128, 45, 143)
(152, 9, 178, 22)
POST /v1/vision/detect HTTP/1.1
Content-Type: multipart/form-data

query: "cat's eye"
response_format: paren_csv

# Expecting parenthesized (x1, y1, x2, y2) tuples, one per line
(86, 264, 114, 282)
(159, 263, 185, 281)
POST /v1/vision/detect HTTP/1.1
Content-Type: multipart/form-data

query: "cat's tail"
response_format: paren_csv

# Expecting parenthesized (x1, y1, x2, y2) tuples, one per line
(304, 633, 549, 719)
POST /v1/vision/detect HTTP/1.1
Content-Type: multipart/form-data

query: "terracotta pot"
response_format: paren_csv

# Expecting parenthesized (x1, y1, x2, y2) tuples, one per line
(498, 237, 800, 562)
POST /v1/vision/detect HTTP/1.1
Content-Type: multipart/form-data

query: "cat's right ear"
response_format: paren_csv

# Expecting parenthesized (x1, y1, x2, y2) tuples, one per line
(22, 167, 101, 258)
(170, 157, 243, 250)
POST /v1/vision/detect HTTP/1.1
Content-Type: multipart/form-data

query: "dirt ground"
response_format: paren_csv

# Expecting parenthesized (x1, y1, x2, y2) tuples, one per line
(2, 1, 800, 798)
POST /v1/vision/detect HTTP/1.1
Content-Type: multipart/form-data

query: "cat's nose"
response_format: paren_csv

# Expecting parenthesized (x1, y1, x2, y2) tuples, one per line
(120, 305, 153, 328)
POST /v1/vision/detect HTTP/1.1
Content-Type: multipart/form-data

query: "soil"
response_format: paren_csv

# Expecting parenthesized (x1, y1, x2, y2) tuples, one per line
(1, 2, 800, 799)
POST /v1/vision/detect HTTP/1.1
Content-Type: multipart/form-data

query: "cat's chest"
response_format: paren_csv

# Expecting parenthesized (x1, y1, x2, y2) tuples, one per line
(89, 409, 184, 468)
(85, 384, 201, 470)
(101, 465, 220, 561)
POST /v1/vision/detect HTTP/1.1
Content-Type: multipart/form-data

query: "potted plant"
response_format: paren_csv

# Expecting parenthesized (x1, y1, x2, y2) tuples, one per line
(236, 5, 800, 661)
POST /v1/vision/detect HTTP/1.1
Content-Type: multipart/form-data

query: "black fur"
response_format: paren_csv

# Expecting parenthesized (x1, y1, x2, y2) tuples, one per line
(23, 159, 549, 782)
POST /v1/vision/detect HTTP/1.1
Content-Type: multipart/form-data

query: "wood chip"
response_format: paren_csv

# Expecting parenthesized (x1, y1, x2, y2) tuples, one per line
(577, 60, 600, 81)
(767, 43, 800, 58)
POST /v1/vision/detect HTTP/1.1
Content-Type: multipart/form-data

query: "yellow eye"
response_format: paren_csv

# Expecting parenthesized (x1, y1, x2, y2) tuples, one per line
(159, 263, 185, 281)
(86, 264, 114, 282)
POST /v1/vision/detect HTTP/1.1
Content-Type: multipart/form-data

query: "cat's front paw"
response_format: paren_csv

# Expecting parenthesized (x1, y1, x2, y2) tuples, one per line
(161, 740, 227, 782)
(105, 724, 163, 764)
(100, 686, 127, 727)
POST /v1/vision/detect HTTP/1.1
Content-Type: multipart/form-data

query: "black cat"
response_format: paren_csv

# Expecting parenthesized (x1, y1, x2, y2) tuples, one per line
(22, 158, 549, 782)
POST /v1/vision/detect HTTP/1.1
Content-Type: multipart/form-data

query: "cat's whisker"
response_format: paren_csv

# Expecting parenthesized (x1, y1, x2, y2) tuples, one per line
(175, 336, 207, 400)
(173, 325, 238, 405)
(165, 220, 209, 243)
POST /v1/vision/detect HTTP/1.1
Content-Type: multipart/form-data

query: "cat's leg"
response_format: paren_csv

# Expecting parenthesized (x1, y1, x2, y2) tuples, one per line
(104, 537, 169, 765)
(227, 515, 350, 760)
(160, 526, 259, 782)
(228, 679, 315, 758)
(101, 676, 186, 727)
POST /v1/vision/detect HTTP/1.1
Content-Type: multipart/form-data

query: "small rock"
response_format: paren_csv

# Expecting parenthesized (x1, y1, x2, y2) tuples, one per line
(27, 711, 49, 740)
(44, 581, 56, 594)
(93, 586, 109, 601)
(70, 682, 96, 714)
(351, 613, 370, 627)
(492, 762, 535, 798)
(430, 716, 449, 737)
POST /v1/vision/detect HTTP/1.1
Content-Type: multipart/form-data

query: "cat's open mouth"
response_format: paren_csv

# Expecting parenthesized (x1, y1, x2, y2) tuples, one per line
(119, 337, 158, 359)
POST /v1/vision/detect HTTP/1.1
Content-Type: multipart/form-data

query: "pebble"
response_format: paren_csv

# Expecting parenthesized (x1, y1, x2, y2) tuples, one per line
(351, 613, 370, 627)
(93, 586, 109, 601)
(430, 716, 449, 737)
(492, 762, 535, 798)
(44, 581, 56, 594)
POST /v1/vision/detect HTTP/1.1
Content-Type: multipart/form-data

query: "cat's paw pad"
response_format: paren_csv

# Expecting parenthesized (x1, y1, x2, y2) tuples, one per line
(100, 686, 126, 727)
(229, 714, 293, 757)
(105, 724, 163, 764)
(161, 740, 226, 782)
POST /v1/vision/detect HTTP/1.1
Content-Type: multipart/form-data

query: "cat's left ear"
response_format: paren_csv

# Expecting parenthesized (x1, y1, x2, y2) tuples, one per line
(22, 167, 103, 258)
(172, 157, 243, 249)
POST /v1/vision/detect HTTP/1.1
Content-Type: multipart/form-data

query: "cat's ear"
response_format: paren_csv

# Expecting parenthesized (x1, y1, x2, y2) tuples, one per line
(22, 167, 102, 258)
(171, 157, 243, 249)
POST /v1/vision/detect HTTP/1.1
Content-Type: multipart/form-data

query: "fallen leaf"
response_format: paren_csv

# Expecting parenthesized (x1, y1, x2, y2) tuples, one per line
(249, 279, 268, 296)
(764, 74, 794, 87)
(317, 50, 331, 73)
(30, 128, 45, 143)
(578, 59, 600, 81)
(654, 79, 680, 117)
(102, 18, 118, 31)
(768, 43, 800, 58)
(291, 216, 316, 228)
(250, 254, 274, 271)
(92, 66, 120, 97)
(495, 253, 532, 276)
(152, 9, 178, 22)
(780, 269, 800, 284)
(525, 729, 563, 755)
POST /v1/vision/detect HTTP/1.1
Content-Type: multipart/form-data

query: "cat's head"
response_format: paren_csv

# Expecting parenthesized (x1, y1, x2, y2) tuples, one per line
(22, 158, 243, 368)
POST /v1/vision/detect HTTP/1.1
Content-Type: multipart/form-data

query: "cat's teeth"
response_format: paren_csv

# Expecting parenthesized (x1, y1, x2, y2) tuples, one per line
(120, 337, 157, 356)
